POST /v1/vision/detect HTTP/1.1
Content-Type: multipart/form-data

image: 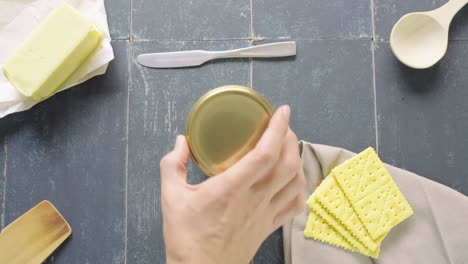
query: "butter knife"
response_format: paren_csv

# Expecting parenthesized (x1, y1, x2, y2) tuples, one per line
(137, 41, 296, 68)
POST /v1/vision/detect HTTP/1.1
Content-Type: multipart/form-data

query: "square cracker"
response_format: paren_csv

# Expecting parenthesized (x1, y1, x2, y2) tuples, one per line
(333, 147, 413, 239)
(309, 174, 380, 253)
(304, 208, 356, 253)
(354, 181, 414, 239)
(308, 197, 379, 258)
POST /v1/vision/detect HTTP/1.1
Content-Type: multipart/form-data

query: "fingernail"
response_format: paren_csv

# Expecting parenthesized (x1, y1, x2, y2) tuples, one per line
(282, 105, 291, 122)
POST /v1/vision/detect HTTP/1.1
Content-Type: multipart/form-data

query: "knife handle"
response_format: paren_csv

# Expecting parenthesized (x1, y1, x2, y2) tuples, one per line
(216, 41, 296, 58)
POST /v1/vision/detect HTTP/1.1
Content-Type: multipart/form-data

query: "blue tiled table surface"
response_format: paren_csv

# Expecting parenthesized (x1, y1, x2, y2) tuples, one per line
(1, 0, 467, 263)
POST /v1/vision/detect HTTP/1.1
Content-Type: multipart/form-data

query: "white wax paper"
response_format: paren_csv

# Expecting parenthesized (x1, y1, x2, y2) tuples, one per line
(0, 0, 114, 118)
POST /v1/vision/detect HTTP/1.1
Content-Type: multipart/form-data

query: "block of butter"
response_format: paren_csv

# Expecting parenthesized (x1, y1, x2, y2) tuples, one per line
(2, 3, 102, 100)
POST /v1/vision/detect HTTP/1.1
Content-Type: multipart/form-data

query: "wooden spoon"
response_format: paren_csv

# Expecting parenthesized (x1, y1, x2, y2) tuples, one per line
(0, 201, 71, 264)
(390, 0, 467, 69)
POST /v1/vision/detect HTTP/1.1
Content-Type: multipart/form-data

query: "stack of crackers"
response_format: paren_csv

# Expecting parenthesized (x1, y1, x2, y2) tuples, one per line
(304, 147, 413, 258)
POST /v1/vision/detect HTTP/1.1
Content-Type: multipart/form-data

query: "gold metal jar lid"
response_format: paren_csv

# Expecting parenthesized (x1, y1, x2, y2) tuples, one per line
(186, 85, 274, 176)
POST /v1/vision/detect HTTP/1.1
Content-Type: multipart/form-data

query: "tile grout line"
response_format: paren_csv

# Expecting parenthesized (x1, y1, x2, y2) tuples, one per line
(370, 0, 379, 153)
(125, 0, 132, 262)
(250, 0, 254, 260)
(249, 0, 255, 263)
(129, 0, 133, 42)
(249, 0, 254, 92)
(372, 38, 468, 43)
(249, 0, 254, 40)
(1, 136, 7, 229)
(249, 0, 254, 264)
(124, 42, 131, 264)
(130, 36, 375, 42)
(134, 37, 252, 42)
(120, 37, 468, 42)
(249, 58, 253, 89)
(112, 37, 131, 41)
(249, 60, 253, 264)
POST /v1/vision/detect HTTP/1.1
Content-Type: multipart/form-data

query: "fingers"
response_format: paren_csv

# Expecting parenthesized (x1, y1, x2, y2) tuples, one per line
(160, 135, 191, 188)
(255, 105, 291, 159)
(256, 129, 301, 196)
(222, 105, 291, 186)
(270, 169, 305, 213)
(272, 193, 305, 229)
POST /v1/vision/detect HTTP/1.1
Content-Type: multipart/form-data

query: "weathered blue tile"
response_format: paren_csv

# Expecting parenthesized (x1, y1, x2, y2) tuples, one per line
(253, 0, 372, 39)
(105, 0, 130, 39)
(254, 228, 284, 264)
(374, 0, 468, 41)
(2, 40, 128, 263)
(127, 40, 250, 263)
(0, 136, 4, 228)
(253, 39, 376, 152)
(132, 0, 250, 40)
(376, 41, 468, 195)
(450, 7, 468, 39)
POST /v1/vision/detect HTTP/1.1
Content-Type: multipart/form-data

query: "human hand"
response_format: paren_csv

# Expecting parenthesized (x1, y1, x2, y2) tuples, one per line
(160, 105, 305, 264)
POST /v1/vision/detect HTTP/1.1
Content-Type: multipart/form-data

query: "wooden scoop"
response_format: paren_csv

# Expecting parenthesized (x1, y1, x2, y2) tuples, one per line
(0, 201, 72, 264)
(390, 0, 467, 69)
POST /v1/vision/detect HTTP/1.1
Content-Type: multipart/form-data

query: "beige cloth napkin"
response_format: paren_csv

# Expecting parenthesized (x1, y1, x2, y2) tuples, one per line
(284, 141, 468, 264)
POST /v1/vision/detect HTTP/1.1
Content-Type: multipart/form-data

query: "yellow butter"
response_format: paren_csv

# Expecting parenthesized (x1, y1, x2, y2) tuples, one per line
(2, 3, 101, 100)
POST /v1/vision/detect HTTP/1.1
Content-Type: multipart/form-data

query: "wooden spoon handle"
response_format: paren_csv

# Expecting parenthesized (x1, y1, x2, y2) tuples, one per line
(432, 0, 468, 27)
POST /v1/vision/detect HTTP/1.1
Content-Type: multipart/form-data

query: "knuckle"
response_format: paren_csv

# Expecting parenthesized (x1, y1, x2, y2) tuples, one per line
(160, 153, 176, 168)
(285, 156, 301, 174)
(214, 192, 230, 208)
(254, 147, 276, 164)
(294, 174, 304, 189)
(247, 196, 265, 217)
(295, 204, 305, 214)
(295, 196, 305, 213)
(287, 129, 299, 142)
(298, 172, 306, 188)
(160, 192, 174, 213)
(298, 193, 305, 204)
(220, 185, 235, 200)
(211, 182, 235, 201)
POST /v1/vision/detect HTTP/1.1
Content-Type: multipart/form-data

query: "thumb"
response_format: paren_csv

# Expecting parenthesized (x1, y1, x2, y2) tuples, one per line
(160, 135, 191, 188)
